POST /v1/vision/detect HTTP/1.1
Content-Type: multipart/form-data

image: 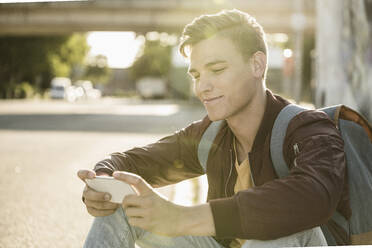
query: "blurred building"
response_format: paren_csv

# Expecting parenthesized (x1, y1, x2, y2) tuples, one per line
(103, 68, 135, 96)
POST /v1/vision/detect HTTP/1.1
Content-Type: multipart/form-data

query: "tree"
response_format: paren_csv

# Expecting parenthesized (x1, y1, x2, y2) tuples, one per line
(49, 33, 89, 79)
(83, 54, 111, 85)
(0, 33, 89, 98)
(0, 36, 62, 98)
(129, 33, 172, 81)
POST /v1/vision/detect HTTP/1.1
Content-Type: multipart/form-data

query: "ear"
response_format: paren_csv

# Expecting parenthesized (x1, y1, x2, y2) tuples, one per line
(250, 51, 267, 79)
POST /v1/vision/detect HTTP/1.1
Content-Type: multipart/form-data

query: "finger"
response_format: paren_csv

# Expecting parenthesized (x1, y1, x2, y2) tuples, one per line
(125, 207, 148, 218)
(85, 199, 119, 210)
(87, 207, 116, 217)
(83, 186, 111, 202)
(77, 169, 96, 182)
(113, 171, 152, 195)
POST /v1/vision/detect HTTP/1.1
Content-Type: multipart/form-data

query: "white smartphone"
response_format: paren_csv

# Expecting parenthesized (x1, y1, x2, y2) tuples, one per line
(85, 176, 137, 204)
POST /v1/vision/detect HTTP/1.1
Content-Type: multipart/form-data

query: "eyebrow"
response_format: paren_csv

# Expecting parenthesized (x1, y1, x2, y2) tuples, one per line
(188, 60, 227, 74)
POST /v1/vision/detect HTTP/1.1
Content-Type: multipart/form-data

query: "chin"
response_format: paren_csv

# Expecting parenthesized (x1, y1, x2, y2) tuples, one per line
(207, 111, 225, 122)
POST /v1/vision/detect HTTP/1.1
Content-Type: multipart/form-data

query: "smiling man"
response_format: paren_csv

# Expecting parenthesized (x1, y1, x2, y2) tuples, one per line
(79, 9, 347, 248)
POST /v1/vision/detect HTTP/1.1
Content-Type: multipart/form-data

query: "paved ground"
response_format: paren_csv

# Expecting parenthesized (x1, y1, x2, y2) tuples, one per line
(0, 98, 207, 248)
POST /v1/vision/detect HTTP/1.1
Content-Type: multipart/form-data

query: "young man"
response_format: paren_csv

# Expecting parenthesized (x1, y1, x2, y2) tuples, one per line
(78, 9, 348, 248)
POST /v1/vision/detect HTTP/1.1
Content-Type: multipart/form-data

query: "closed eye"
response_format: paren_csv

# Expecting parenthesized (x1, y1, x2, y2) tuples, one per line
(212, 68, 226, 73)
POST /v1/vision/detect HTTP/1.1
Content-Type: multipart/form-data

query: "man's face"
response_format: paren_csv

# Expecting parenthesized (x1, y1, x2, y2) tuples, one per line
(188, 36, 260, 121)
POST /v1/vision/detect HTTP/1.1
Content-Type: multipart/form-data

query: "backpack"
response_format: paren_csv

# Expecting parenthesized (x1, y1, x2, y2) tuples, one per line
(270, 104, 372, 245)
(197, 104, 372, 245)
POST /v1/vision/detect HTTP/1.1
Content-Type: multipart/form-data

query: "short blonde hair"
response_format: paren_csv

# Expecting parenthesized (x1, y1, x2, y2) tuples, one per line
(179, 9, 267, 63)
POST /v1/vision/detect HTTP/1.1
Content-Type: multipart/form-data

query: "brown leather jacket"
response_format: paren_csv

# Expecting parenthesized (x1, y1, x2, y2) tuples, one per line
(94, 90, 350, 246)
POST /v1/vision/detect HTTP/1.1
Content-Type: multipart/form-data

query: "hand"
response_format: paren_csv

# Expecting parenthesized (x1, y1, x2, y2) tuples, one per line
(113, 171, 184, 236)
(77, 169, 119, 217)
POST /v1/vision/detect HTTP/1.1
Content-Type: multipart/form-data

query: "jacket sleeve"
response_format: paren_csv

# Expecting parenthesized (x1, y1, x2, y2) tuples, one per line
(209, 111, 346, 240)
(94, 118, 208, 187)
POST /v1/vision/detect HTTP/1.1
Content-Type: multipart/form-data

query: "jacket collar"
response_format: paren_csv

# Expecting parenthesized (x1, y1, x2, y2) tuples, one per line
(209, 90, 289, 152)
(251, 90, 290, 151)
(224, 90, 289, 152)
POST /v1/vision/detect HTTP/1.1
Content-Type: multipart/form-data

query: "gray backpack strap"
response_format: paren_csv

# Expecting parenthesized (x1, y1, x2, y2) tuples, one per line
(198, 120, 223, 172)
(270, 104, 307, 178)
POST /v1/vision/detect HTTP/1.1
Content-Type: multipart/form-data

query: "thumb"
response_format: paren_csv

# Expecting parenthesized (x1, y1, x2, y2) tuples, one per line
(113, 171, 152, 195)
(77, 169, 96, 182)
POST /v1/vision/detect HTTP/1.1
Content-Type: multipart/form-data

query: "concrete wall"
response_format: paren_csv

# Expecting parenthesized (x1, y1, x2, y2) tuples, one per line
(315, 0, 372, 121)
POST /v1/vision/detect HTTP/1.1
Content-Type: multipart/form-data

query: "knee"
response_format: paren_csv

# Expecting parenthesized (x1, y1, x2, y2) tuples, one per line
(304, 227, 327, 246)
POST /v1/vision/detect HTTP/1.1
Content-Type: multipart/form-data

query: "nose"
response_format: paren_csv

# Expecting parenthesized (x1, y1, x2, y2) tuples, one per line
(195, 75, 213, 95)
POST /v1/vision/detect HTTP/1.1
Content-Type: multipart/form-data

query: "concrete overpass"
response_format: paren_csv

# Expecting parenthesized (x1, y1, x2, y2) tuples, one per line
(0, 0, 315, 35)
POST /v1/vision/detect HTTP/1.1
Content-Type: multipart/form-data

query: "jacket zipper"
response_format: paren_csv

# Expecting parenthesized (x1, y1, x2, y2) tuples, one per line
(293, 143, 300, 167)
(293, 143, 300, 156)
(225, 148, 233, 197)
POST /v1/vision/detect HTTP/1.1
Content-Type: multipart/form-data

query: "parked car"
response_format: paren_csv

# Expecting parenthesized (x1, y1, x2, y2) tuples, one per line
(50, 77, 72, 99)
(74, 80, 102, 100)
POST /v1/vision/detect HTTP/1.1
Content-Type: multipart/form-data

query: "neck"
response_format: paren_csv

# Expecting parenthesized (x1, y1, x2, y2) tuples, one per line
(227, 87, 267, 153)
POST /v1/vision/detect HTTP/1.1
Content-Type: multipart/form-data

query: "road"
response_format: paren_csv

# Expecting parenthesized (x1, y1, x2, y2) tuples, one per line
(0, 98, 206, 248)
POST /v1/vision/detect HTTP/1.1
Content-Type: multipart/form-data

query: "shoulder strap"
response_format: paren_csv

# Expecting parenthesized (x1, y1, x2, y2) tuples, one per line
(318, 105, 338, 121)
(198, 120, 223, 172)
(270, 104, 307, 178)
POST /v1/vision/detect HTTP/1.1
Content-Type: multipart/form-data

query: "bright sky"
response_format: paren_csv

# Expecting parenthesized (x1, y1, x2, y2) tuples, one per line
(86, 32, 143, 69)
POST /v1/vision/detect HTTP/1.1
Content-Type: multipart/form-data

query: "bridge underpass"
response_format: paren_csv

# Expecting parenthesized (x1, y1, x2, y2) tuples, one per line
(0, 0, 315, 35)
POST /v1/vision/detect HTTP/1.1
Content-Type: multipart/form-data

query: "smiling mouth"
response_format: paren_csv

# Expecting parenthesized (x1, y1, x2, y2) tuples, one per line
(203, 96, 223, 104)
